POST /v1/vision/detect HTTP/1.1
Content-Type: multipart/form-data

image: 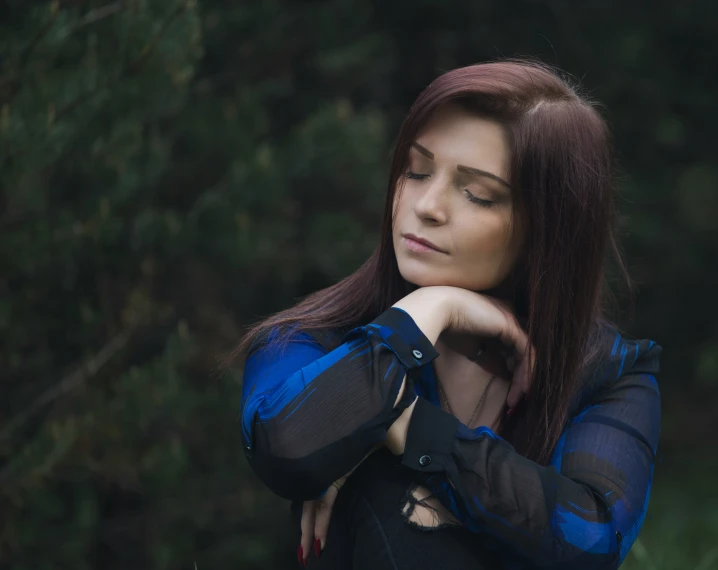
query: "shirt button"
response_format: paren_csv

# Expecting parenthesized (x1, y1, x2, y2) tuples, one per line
(412, 349, 423, 359)
(418, 454, 432, 467)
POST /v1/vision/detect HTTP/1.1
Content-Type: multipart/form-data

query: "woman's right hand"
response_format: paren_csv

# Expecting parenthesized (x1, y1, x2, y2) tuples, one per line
(431, 286, 534, 410)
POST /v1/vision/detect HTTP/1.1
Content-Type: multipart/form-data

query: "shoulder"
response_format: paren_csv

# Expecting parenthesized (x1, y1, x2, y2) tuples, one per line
(595, 321, 661, 379)
(242, 326, 324, 379)
(245, 324, 350, 366)
(241, 325, 340, 401)
(301, 326, 353, 352)
(576, 321, 662, 404)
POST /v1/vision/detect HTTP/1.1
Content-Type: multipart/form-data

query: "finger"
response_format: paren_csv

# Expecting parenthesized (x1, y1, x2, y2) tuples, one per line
(506, 344, 535, 409)
(493, 308, 527, 357)
(313, 485, 340, 557)
(506, 371, 527, 409)
(509, 315, 529, 357)
(300, 501, 316, 565)
(483, 308, 531, 409)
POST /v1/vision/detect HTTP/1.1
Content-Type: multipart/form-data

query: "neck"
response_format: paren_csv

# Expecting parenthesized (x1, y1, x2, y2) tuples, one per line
(435, 331, 510, 381)
(432, 338, 510, 431)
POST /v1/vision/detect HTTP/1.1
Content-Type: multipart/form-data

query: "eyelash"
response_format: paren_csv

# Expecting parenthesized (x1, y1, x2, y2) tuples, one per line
(404, 172, 494, 208)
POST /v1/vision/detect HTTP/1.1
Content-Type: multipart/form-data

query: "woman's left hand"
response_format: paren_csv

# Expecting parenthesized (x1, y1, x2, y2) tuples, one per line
(298, 441, 384, 565)
(298, 475, 348, 566)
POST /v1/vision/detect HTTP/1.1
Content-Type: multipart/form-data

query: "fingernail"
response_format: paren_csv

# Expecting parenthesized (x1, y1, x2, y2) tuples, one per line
(314, 537, 322, 558)
(297, 545, 304, 567)
(506, 407, 515, 417)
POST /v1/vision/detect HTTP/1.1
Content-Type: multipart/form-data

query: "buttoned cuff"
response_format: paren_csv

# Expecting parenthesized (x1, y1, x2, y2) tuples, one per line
(365, 307, 440, 370)
(401, 396, 459, 473)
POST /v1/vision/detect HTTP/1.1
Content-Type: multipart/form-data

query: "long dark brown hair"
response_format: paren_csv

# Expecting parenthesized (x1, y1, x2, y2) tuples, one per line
(225, 60, 630, 465)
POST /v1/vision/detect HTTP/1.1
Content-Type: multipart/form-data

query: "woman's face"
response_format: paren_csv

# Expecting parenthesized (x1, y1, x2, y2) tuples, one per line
(392, 103, 524, 292)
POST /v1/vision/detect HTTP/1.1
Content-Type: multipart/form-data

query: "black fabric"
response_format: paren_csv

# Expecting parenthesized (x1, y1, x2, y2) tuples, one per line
(291, 448, 500, 570)
(401, 396, 460, 474)
(244, 308, 438, 500)
(242, 309, 661, 568)
(369, 309, 441, 368)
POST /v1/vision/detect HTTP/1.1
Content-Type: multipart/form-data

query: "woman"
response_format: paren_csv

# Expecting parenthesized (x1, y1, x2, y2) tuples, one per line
(233, 61, 661, 569)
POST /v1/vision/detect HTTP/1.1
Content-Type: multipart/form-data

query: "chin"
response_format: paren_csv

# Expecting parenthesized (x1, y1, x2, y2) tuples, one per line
(398, 265, 500, 292)
(399, 267, 459, 289)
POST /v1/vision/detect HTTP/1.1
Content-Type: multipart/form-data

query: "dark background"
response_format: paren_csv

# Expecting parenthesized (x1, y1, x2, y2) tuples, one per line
(1, 1, 717, 569)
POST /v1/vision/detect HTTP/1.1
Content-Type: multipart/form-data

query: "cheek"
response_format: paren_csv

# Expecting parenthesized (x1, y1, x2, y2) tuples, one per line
(455, 216, 511, 256)
(454, 214, 521, 282)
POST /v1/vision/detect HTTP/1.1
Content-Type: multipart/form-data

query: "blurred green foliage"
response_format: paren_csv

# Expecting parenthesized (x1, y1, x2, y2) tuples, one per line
(1, 1, 716, 568)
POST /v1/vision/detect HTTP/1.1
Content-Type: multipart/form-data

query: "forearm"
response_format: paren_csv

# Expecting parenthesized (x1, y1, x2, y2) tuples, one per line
(385, 287, 452, 452)
(243, 291, 451, 500)
(399, 370, 660, 568)
(391, 286, 453, 349)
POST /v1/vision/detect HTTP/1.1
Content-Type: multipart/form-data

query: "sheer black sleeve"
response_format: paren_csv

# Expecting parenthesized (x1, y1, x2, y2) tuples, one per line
(240, 307, 438, 500)
(400, 338, 661, 569)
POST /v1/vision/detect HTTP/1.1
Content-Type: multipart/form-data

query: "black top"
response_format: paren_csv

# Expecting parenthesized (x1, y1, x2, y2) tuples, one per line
(241, 307, 661, 569)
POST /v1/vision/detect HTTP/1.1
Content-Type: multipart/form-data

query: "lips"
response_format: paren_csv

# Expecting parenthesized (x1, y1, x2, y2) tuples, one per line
(403, 233, 446, 253)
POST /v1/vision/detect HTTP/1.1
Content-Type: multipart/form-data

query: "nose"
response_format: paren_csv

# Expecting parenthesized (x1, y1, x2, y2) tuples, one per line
(413, 176, 449, 224)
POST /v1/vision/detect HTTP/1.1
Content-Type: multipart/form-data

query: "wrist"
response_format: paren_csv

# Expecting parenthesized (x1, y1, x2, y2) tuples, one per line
(428, 286, 457, 330)
(392, 286, 453, 343)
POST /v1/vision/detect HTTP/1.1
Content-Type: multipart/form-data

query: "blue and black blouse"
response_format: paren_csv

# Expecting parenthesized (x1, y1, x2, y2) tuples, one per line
(240, 306, 661, 569)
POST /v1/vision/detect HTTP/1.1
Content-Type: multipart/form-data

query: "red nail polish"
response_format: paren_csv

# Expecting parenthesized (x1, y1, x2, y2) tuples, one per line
(314, 537, 322, 558)
(297, 545, 304, 567)
(506, 407, 515, 417)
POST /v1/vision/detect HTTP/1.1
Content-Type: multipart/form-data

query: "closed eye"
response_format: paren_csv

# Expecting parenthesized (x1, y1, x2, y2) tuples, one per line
(405, 171, 429, 180)
(405, 172, 494, 208)
(464, 189, 494, 208)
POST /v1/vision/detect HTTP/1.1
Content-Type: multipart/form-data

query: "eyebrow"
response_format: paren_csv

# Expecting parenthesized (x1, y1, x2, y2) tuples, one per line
(410, 142, 512, 189)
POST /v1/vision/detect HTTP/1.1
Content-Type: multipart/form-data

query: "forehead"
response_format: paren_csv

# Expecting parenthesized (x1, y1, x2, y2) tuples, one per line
(413, 103, 510, 175)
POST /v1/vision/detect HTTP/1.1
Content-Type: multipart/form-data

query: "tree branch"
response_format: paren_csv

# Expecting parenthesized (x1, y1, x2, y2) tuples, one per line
(57, 1, 125, 39)
(0, 0, 192, 171)
(0, 327, 133, 444)
(54, 0, 190, 122)
(0, 2, 59, 106)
